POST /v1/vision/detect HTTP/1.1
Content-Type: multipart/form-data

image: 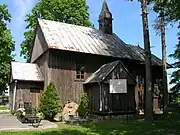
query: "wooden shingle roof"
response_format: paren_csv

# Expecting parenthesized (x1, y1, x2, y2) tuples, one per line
(84, 60, 136, 84)
(84, 61, 119, 84)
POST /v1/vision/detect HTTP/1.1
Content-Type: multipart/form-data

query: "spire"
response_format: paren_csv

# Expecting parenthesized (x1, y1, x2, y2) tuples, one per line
(99, 0, 112, 19)
(98, 0, 113, 34)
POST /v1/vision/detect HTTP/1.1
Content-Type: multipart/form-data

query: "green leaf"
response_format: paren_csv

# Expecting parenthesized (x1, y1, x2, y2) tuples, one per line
(0, 4, 15, 93)
(20, 0, 92, 61)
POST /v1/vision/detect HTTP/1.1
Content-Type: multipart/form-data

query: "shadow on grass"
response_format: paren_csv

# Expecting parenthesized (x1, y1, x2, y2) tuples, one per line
(41, 114, 180, 135)
(39, 130, 88, 135)
(78, 114, 180, 135)
(1, 114, 180, 135)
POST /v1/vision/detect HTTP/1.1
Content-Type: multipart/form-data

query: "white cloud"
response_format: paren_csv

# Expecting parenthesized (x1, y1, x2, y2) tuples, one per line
(14, 0, 36, 24)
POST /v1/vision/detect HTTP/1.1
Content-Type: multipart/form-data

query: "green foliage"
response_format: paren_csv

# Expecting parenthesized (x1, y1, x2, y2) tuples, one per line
(31, 106, 38, 116)
(166, 0, 180, 94)
(150, 0, 180, 98)
(78, 93, 89, 117)
(169, 33, 180, 94)
(153, 0, 180, 23)
(0, 4, 15, 93)
(1, 115, 180, 135)
(11, 110, 16, 115)
(40, 82, 61, 120)
(0, 105, 8, 110)
(20, 0, 92, 61)
(152, 0, 180, 32)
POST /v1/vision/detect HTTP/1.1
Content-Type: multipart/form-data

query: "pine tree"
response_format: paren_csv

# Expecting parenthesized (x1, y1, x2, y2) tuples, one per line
(40, 82, 61, 120)
(78, 93, 89, 117)
(141, 0, 153, 120)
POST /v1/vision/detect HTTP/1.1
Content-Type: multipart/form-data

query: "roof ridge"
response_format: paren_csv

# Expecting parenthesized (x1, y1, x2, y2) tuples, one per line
(11, 61, 37, 65)
(38, 19, 94, 30)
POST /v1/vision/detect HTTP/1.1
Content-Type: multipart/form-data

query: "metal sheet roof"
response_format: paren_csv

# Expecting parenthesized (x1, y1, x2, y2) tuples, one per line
(126, 45, 172, 67)
(38, 19, 143, 61)
(38, 19, 171, 67)
(125, 45, 162, 66)
(11, 62, 44, 82)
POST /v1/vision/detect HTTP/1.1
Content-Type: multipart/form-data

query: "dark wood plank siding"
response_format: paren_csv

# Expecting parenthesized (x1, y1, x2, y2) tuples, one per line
(9, 82, 14, 110)
(14, 81, 43, 110)
(101, 83, 135, 113)
(100, 63, 136, 114)
(84, 62, 136, 114)
(85, 84, 100, 113)
(48, 50, 75, 104)
(34, 51, 49, 87)
(105, 63, 135, 84)
(31, 26, 48, 63)
(47, 49, 117, 104)
(32, 47, 162, 110)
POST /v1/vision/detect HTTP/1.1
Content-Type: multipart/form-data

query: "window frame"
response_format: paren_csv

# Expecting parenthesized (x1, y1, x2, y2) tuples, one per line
(76, 64, 85, 80)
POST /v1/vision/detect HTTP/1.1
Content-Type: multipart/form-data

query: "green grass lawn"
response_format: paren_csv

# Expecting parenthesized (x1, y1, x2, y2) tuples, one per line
(0, 105, 8, 110)
(0, 115, 180, 135)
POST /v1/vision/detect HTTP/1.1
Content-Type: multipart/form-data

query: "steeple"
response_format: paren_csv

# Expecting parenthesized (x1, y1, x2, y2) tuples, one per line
(98, 0, 113, 34)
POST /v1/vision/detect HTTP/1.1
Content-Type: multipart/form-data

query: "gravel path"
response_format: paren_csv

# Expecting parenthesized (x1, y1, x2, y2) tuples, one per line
(0, 114, 57, 131)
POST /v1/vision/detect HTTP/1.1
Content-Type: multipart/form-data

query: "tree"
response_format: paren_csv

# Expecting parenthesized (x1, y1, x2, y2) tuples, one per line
(129, 0, 179, 119)
(141, 0, 153, 120)
(160, 10, 168, 117)
(129, 0, 153, 120)
(169, 33, 180, 95)
(153, 0, 169, 117)
(40, 82, 61, 120)
(20, 0, 92, 61)
(0, 4, 15, 94)
(157, 0, 180, 98)
(78, 93, 89, 117)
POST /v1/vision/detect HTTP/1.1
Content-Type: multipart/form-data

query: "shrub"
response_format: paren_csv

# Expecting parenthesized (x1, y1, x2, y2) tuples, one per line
(31, 106, 38, 116)
(40, 82, 61, 121)
(11, 110, 16, 115)
(78, 93, 89, 117)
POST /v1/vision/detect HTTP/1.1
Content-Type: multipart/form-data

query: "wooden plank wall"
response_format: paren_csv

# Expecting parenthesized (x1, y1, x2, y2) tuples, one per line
(85, 84, 100, 113)
(9, 83, 14, 110)
(47, 50, 118, 105)
(14, 82, 43, 110)
(34, 51, 49, 87)
(101, 63, 136, 114)
(31, 26, 48, 63)
(102, 84, 135, 113)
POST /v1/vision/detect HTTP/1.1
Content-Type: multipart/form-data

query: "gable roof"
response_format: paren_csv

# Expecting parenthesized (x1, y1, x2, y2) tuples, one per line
(84, 60, 136, 84)
(38, 19, 143, 61)
(36, 19, 171, 68)
(126, 45, 172, 68)
(11, 62, 44, 82)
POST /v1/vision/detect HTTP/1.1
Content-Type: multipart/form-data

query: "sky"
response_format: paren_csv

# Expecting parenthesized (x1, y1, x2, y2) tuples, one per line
(0, 0, 179, 88)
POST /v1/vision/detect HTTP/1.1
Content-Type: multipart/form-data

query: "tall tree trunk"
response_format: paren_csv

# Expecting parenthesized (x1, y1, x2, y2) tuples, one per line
(141, 0, 153, 120)
(160, 9, 168, 117)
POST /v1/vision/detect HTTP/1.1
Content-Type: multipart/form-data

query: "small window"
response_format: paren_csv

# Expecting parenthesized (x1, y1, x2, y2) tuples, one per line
(76, 65, 84, 80)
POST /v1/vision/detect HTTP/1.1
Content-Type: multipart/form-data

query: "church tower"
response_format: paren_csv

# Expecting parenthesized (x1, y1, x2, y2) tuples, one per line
(98, 0, 113, 34)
